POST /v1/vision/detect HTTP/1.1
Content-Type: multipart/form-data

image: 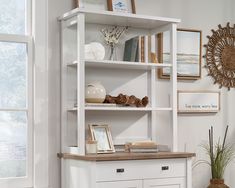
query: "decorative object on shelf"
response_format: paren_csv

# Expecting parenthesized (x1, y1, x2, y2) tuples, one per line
(178, 91, 220, 113)
(89, 124, 115, 153)
(85, 42, 105, 60)
(86, 140, 98, 154)
(202, 126, 234, 188)
(157, 29, 202, 80)
(151, 52, 159, 64)
(107, 0, 136, 14)
(101, 26, 128, 60)
(204, 23, 235, 90)
(85, 81, 106, 103)
(104, 94, 149, 107)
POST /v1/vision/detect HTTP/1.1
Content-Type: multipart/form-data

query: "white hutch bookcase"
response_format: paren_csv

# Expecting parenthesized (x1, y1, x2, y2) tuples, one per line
(59, 8, 195, 188)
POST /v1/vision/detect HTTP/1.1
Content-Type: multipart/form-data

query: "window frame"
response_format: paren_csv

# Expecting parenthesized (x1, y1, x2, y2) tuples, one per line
(0, 0, 33, 187)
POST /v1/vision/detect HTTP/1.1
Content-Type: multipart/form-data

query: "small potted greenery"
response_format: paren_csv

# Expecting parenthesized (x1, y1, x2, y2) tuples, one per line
(202, 126, 235, 188)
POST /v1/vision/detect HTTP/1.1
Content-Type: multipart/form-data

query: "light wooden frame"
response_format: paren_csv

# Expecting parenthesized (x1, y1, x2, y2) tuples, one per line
(107, 0, 136, 14)
(89, 124, 115, 153)
(75, 0, 79, 7)
(177, 91, 221, 113)
(157, 28, 202, 80)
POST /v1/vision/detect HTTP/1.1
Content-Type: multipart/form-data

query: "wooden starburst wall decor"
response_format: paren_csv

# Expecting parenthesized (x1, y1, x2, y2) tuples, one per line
(204, 23, 235, 90)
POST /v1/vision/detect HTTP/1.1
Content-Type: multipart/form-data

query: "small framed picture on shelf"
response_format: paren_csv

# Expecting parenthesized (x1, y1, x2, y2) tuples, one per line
(157, 29, 202, 80)
(107, 0, 136, 14)
(74, 0, 108, 10)
(89, 124, 115, 153)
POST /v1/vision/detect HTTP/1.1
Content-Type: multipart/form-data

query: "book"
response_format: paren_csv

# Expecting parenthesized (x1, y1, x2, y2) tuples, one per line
(124, 35, 160, 64)
(124, 142, 170, 153)
(123, 37, 139, 62)
(125, 145, 159, 153)
(130, 140, 156, 146)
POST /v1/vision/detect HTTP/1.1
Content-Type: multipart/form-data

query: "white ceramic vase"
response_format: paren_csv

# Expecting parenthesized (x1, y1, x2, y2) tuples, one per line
(85, 82, 106, 103)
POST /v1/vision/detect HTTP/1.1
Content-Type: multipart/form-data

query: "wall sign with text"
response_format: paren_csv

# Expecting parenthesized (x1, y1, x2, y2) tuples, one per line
(178, 91, 220, 113)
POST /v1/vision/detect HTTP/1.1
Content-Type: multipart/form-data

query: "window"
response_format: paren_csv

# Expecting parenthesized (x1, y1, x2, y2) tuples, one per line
(0, 0, 32, 187)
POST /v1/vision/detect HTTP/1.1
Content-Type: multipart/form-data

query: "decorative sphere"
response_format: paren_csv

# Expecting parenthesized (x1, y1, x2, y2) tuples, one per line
(85, 42, 105, 60)
(85, 82, 106, 103)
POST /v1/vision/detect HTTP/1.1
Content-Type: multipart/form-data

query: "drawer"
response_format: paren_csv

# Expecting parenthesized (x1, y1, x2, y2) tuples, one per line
(97, 180, 142, 188)
(96, 159, 186, 182)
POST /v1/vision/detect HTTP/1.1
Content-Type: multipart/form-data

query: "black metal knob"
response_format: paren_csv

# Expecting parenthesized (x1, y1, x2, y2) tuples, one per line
(161, 166, 169, 171)
(116, 168, 125, 173)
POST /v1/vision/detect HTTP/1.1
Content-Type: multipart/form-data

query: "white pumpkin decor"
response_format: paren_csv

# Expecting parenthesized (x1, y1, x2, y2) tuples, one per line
(85, 42, 105, 60)
(85, 82, 106, 103)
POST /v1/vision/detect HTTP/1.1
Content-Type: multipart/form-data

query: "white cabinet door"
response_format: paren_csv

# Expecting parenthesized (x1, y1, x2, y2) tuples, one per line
(97, 180, 142, 188)
(144, 178, 185, 188)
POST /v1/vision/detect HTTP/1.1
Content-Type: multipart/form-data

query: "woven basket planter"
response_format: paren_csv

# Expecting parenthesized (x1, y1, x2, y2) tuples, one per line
(207, 179, 229, 188)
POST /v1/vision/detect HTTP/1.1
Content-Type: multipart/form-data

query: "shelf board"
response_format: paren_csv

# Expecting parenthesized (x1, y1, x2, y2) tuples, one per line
(67, 107, 78, 112)
(67, 60, 172, 70)
(85, 106, 172, 112)
(59, 8, 180, 29)
(67, 107, 172, 112)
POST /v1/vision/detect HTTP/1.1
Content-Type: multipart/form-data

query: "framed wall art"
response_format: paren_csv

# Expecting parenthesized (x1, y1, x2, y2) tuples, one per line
(107, 0, 136, 14)
(178, 91, 220, 113)
(89, 124, 115, 153)
(157, 29, 202, 80)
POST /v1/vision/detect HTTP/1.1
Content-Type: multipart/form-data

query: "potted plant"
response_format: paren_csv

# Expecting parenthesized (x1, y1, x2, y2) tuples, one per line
(202, 126, 235, 188)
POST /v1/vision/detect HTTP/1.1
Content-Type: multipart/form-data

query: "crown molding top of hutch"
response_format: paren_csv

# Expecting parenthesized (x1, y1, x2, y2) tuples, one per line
(58, 8, 180, 29)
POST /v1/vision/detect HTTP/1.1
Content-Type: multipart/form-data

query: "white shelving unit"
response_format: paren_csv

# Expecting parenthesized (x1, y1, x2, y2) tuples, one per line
(60, 8, 179, 155)
(59, 8, 195, 188)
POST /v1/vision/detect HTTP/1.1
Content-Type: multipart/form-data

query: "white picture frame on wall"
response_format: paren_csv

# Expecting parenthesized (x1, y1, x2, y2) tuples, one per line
(178, 91, 220, 113)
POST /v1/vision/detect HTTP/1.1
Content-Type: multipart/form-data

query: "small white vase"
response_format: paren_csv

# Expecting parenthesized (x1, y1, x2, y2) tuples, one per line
(85, 82, 106, 103)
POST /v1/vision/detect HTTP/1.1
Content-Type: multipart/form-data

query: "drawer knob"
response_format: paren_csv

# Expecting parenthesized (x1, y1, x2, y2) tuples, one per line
(161, 166, 169, 171)
(116, 168, 125, 173)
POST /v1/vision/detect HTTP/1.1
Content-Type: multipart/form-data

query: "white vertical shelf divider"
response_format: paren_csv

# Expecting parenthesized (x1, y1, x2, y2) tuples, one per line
(151, 67, 157, 143)
(170, 23, 178, 152)
(61, 21, 68, 153)
(77, 13, 86, 155)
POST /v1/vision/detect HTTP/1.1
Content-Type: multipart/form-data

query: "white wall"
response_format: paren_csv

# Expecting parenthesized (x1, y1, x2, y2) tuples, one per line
(135, 0, 235, 187)
(47, 1, 72, 188)
(46, 0, 235, 188)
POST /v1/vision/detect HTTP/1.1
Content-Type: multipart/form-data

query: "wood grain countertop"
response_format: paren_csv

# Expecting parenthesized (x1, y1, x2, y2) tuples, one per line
(58, 152, 196, 161)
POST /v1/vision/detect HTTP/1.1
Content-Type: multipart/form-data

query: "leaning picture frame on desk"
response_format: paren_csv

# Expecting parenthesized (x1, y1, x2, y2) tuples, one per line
(89, 124, 115, 153)
(107, 0, 136, 14)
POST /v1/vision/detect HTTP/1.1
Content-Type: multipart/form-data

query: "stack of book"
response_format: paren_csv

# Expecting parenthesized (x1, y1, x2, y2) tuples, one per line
(125, 144, 159, 153)
(124, 141, 169, 153)
(123, 36, 159, 63)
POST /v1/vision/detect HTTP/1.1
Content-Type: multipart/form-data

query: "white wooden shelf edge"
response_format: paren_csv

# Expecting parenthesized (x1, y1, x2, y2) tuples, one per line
(67, 107, 173, 111)
(59, 8, 180, 29)
(67, 60, 172, 69)
(59, 8, 180, 23)
(85, 107, 173, 111)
